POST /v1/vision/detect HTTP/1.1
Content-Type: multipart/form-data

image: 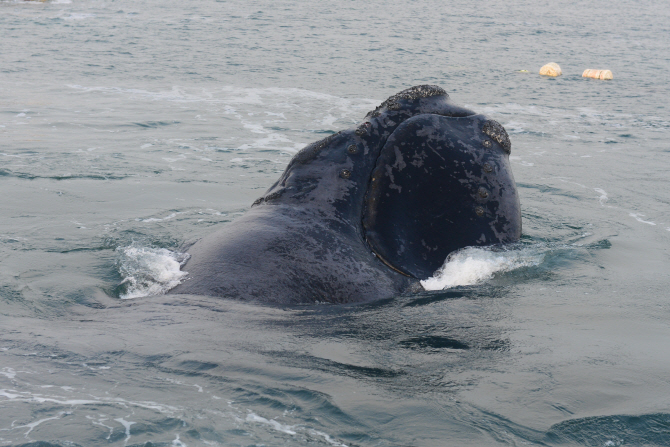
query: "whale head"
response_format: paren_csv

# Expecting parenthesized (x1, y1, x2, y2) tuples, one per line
(252, 85, 521, 280)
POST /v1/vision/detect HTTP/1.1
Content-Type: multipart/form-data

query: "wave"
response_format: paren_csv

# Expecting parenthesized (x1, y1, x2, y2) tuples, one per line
(115, 245, 189, 299)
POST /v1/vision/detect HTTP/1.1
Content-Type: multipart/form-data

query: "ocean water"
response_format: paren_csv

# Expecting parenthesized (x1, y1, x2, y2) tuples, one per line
(1, 0, 670, 445)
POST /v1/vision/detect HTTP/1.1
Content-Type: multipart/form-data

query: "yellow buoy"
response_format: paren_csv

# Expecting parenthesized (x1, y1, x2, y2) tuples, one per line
(539, 63, 562, 77)
(582, 69, 613, 80)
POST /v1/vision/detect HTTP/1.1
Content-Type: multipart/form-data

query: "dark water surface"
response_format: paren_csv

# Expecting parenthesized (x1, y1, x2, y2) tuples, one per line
(1, 0, 670, 445)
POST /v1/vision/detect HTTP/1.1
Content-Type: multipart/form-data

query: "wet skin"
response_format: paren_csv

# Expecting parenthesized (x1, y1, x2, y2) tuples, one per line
(171, 85, 521, 304)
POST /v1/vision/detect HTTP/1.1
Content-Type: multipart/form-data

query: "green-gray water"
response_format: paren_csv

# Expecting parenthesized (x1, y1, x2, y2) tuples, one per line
(1, 0, 670, 445)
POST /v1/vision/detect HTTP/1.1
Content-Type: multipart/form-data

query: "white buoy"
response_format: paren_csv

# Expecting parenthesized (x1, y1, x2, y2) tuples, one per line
(582, 69, 613, 80)
(539, 63, 562, 77)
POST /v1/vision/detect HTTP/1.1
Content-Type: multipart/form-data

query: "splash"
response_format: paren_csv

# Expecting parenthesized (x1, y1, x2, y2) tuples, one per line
(116, 245, 190, 299)
(420, 246, 545, 291)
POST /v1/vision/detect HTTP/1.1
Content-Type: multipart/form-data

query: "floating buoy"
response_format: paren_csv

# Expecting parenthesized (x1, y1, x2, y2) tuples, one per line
(539, 63, 562, 77)
(582, 69, 613, 80)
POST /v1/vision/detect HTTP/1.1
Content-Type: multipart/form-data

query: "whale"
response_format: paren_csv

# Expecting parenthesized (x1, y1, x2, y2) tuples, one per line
(170, 85, 521, 304)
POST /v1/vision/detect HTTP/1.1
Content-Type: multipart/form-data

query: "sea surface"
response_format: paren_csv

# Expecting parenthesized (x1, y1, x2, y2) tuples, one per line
(1, 0, 670, 446)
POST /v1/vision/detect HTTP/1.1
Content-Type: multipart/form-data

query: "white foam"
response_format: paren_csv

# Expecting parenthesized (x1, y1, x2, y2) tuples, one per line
(114, 418, 136, 444)
(236, 132, 301, 153)
(116, 246, 190, 299)
(629, 213, 656, 226)
(1, 380, 346, 446)
(15, 412, 66, 437)
(162, 377, 204, 393)
(320, 114, 337, 126)
(553, 177, 586, 189)
(594, 188, 608, 205)
(307, 429, 349, 447)
(502, 121, 526, 133)
(162, 155, 187, 163)
(243, 412, 348, 446)
(63, 84, 377, 156)
(0, 389, 21, 399)
(420, 246, 544, 291)
(63, 13, 95, 20)
(246, 412, 296, 435)
(0, 368, 16, 379)
(87, 415, 115, 440)
(0, 387, 180, 414)
(138, 212, 179, 223)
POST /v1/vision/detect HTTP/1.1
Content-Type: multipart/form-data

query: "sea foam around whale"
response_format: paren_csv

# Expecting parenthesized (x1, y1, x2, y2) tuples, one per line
(116, 245, 190, 299)
(421, 245, 546, 290)
(116, 243, 548, 297)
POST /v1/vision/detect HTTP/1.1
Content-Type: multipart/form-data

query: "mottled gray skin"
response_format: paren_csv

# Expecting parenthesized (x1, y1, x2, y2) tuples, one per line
(171, 85, 521, 304)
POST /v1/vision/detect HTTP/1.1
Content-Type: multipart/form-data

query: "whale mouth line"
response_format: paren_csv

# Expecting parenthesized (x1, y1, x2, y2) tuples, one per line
(360, 111, 457, 279)
(367, 244, 414, 277)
